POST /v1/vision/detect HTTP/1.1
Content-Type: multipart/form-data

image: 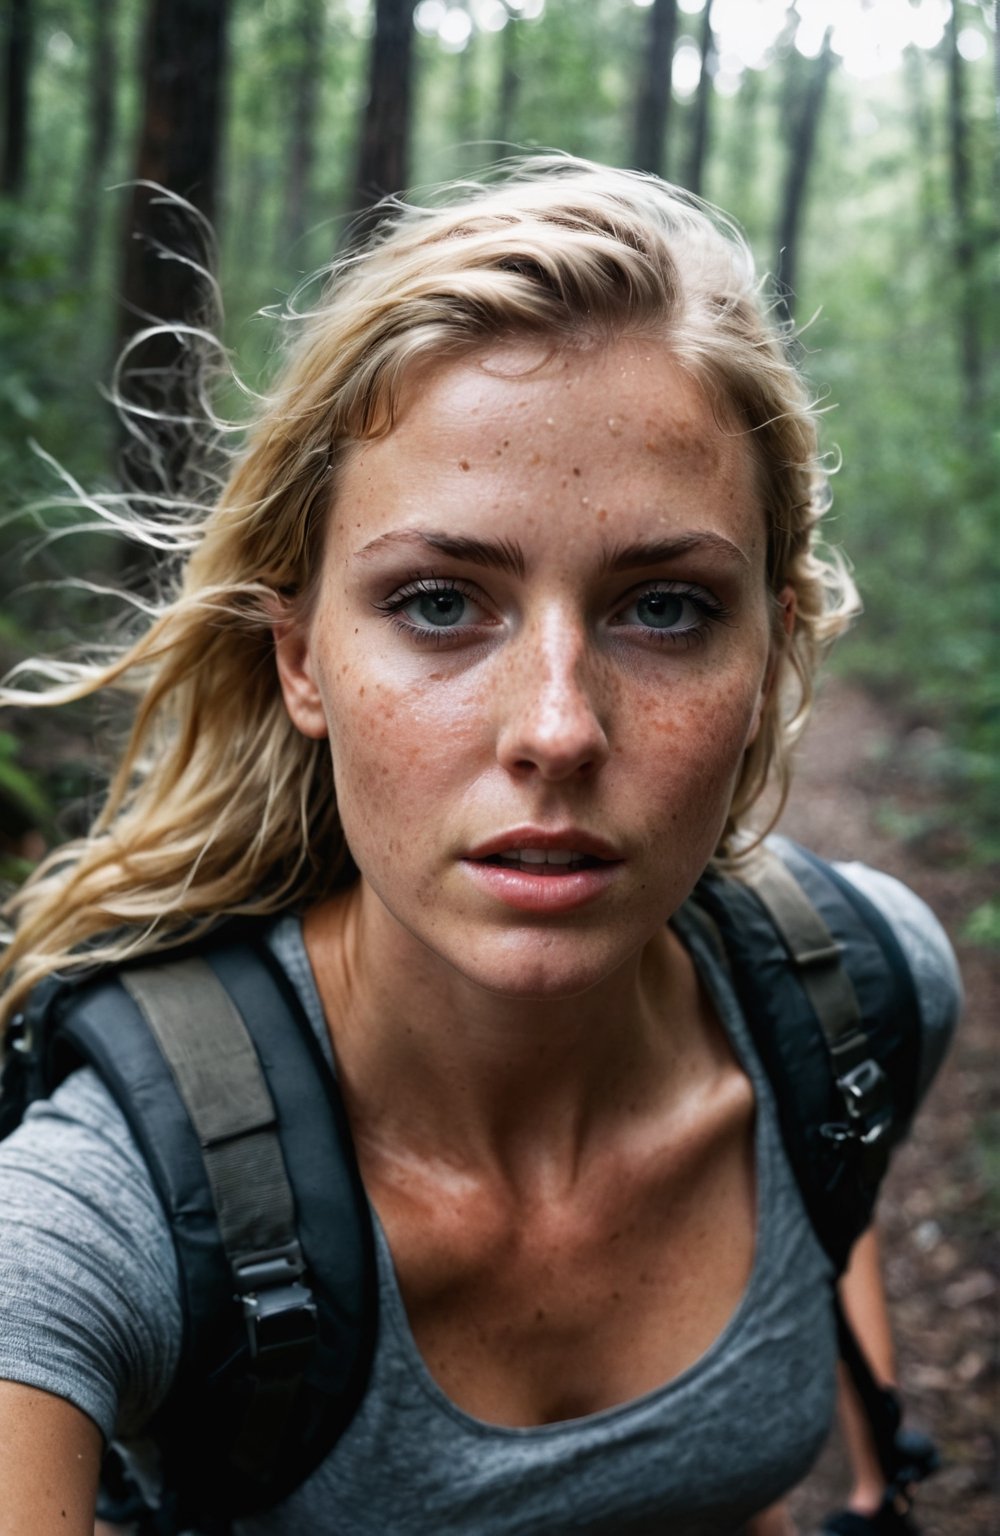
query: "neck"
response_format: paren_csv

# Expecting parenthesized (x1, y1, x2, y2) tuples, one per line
(303, 883, 712, 1193)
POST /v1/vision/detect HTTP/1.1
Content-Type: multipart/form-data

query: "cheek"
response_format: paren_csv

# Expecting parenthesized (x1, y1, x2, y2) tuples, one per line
(628, 671, 764, 830)
(323, 662, 488, 859)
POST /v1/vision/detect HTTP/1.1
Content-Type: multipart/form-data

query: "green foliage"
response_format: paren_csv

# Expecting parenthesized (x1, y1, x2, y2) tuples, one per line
(962, 900, 1000, 950)
(972, 1111, 1000, 1224)
(0, 730, 52, 828)
(1, 0, 997, 865)
(790, 49, 1000, 853)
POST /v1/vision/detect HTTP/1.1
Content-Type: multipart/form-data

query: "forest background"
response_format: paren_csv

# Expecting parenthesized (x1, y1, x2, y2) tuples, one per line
(0, 0, 997, 898)
(0, 2, 998, 1527)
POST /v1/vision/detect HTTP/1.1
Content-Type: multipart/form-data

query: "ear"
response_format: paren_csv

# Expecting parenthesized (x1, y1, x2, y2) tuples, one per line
(747, 585, 797, 746)
(273, 616, 330, 741)
(776, 584, 797, 641)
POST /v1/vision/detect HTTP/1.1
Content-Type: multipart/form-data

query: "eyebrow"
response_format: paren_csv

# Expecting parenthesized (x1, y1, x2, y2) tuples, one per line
(356, 529, 526, 578)
(603, 532, 751, 572)
(355, 527, 748, 577)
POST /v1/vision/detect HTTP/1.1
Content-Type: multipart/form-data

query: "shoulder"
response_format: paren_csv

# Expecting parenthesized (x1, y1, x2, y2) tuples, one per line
(0, 1065, 181, 1438)
(829, 860, 961, 1102)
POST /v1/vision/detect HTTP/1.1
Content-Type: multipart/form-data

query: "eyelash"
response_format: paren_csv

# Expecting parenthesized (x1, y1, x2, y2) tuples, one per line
(371, 576, 489, 647)
(372, 574, 732, 648)
(614, 582, 733, 650)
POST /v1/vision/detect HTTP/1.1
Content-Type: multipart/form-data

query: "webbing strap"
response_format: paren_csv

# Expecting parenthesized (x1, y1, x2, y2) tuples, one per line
(740, 847, 867, 1073)
(740, 846, 894, 1180)
(121, 959, 319, 1493)
(121, 961, 296, 1259)
(834, 1297, 903, 1485)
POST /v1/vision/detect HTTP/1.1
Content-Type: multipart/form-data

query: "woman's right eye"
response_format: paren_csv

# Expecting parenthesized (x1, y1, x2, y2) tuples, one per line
(402, 587, 473, 628)
(374, 578, 494, 641)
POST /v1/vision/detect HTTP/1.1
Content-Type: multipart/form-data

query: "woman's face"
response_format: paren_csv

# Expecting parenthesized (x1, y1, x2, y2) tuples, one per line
(276, 338, 781, 1000)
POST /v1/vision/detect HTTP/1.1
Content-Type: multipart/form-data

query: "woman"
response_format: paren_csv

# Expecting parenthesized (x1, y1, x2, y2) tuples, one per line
(0, 158, 958, 1535)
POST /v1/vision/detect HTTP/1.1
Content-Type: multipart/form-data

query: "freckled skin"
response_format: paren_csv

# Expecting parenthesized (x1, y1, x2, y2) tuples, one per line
(276, 338, 776, 1004)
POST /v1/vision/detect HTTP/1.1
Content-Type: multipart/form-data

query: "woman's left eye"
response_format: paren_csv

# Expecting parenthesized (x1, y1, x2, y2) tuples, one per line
(612, 584, 723, 639)
(404, 588, 470, 628)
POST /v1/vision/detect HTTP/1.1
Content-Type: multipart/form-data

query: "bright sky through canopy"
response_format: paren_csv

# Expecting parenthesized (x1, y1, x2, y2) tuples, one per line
(416, 0, 992, 86)
(647, 0, 958, 82)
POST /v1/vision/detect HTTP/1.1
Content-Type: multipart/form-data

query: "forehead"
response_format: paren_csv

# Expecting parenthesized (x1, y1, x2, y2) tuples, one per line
(329, 338, 764, 570)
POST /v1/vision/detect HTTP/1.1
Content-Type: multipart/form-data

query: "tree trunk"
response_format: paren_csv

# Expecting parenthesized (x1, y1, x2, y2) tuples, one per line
(74, 0, 118, 281)
(496, 5, 520, 146)
(631, 0, 678, 178)
(995, 0, 999, 191)
(1, 0, 32, 197)
(774, 29, 834, 321)
(118, 0, 230, 497)
(903, 42, 937, 246)
(947, 4, 983, 420)
(283, 0, 324, 251)
(727, 64, 762, 215)
(451, 27, 478, 171)
(683, 0, 714, 196)
(354, 0, 415, 216)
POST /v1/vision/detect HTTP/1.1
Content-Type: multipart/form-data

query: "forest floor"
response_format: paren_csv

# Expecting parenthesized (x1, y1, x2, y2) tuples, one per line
(779, 680, 998, 1536)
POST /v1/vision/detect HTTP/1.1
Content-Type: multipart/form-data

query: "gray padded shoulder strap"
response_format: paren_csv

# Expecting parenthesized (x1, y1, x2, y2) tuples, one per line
(739, 849, 865, 1070)
(121, 959, 299, 1268)
(120, 958, 318, 1476)
(738, 845, 892, 1170)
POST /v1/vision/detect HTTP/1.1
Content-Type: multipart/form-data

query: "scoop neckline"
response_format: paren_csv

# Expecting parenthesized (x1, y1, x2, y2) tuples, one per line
(368, 911, 777, 1440)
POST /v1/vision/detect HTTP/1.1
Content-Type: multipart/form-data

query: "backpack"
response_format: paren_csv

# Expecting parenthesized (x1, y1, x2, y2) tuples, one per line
(0, 838, 932, 1531)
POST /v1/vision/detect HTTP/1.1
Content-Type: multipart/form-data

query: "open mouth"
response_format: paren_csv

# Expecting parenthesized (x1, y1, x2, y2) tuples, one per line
(478, 850, 610, 875)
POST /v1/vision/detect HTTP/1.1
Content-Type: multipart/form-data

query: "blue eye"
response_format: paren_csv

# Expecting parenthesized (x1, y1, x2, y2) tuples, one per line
(610, 582, 730, 645)
(374, 577, 492, 642)
(634, 591, 686, 629)
(407, 589, 467, 627)
(617, 587, 704, 634)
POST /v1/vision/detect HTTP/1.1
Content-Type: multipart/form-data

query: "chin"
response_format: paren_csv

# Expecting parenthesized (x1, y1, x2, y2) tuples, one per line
(449, 928, 646, 1005)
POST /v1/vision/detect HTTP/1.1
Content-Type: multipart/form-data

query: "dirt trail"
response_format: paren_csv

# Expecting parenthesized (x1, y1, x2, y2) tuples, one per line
(778, 681, 998, 1536)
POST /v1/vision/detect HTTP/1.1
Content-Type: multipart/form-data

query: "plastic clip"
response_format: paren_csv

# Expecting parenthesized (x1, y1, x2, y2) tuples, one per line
(839, 1058, 891, 1144)
(7, 1013, 32, 1057)
(234, 1245, 318, 1369)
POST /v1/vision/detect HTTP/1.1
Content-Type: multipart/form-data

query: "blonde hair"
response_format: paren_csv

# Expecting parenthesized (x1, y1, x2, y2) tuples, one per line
(1, 155, 858, 1025)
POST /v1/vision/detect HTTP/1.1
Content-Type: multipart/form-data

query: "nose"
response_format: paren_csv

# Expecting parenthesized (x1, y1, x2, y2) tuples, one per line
(495, 610, 610, 782)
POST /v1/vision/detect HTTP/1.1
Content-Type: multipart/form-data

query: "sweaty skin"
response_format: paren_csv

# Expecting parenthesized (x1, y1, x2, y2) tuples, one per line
(278, 340, 778, 1004)
(275, 338, 791, 1429)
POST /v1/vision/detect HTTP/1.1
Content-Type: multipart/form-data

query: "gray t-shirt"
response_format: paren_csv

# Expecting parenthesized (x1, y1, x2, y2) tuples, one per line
(0, 865, 959, 1534)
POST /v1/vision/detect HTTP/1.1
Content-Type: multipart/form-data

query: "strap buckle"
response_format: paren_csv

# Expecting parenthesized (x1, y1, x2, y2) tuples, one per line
(821, 1058, 893, 1179)
(234, 1244, 318, 1369)
(839, 1058, 891, 1145)
(7, 1012, 32, 1056)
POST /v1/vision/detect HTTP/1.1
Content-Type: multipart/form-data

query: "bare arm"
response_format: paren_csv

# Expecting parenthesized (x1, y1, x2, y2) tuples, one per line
(834, 1225, 897, 1514)
(746, 1227, 897, 1535)
(838, 1226, 896, 1384)
(0, 1379, 101, 1536)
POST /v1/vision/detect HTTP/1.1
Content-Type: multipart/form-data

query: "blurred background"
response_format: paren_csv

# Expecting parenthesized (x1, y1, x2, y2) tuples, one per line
(0, 0, 996, 879)
(0, 2, 997, 1528)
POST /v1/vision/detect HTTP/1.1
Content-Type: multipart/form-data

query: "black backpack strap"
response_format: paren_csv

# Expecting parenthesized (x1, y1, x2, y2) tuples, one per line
(833, 1295, 904, 1484)
(691, 841, 937, 1499)
(691, 838, 923, 1273)
(740, 847, 893, 1185)
(120, 960, 319, 1482)
(788, 842, 923, 1132)
(19, 929, 377, 1526)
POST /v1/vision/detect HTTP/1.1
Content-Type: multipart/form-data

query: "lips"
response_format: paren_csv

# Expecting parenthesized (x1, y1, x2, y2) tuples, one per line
(460, 829, 623, 910)
(481, 849, 603, 874)
(465, 828, 622, 866)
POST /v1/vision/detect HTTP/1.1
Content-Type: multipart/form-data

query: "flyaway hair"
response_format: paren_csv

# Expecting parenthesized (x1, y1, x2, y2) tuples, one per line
(0, 155, 858, 1027)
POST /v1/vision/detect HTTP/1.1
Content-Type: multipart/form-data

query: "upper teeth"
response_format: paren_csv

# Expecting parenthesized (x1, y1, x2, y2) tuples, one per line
(513, 848, 578, 864)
